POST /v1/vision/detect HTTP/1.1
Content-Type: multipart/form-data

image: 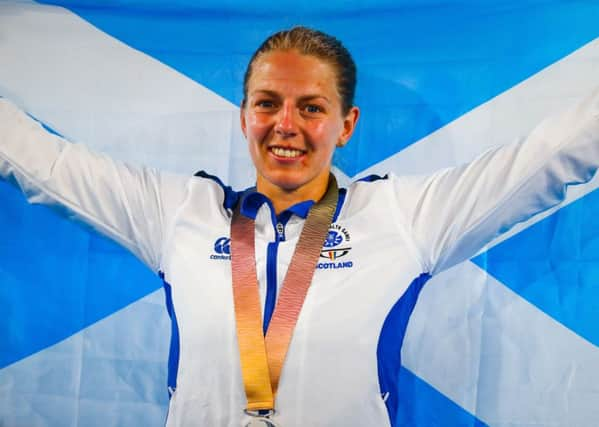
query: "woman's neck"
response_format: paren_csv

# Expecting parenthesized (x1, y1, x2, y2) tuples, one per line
(256, 174, 330, 215)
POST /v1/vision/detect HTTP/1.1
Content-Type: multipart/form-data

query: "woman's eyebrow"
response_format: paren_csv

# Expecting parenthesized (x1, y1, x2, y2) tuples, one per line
(299, 95, 331, 104)
(298, 95, 331, 104)
(250, 90, 331, 105)
(250, 89, 280, 98)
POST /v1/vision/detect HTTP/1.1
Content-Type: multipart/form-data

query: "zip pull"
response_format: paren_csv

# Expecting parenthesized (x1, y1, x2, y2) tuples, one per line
(276, 222, 285, 241)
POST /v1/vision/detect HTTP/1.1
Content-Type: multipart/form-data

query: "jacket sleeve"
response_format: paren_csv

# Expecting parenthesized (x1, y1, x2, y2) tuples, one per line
(390, 88, 599, 275)
(0, 98, 188, 271)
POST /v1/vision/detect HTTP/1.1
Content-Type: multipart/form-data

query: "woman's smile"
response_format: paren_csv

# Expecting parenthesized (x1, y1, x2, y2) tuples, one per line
(269, 146, 307, 160)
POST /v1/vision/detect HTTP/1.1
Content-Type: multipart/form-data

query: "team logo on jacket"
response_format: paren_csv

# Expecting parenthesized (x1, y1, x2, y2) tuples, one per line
(318, 224, 353, 269)
(210, 237, 231, 260)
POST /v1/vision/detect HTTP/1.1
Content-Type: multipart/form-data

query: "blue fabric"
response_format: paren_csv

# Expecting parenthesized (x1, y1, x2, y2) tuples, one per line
(40, 0, 599, 175)
(396, 366, 489, 427)
(263, 239, 280, 334)
(377, 273, 430, 424)
(159, 272, 180, 396)
(473, 188, 599, 345)
(0, 180, 161, 369)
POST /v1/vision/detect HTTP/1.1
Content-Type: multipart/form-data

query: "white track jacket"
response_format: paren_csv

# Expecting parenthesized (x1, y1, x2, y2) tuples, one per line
(1, 92, 598, 426)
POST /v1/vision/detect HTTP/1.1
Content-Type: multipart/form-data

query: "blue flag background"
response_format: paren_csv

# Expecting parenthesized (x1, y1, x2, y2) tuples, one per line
(0, 1, 598, 426)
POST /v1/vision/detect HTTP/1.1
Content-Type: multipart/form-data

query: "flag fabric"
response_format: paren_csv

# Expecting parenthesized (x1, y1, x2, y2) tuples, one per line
(1, 1, 598, 426)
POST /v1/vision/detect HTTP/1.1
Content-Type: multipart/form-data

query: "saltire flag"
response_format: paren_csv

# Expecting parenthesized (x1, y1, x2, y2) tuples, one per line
(1, 1, 598, 426)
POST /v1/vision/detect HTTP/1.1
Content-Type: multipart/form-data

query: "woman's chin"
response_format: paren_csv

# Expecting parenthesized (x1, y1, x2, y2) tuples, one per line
(258, 168, 331, 198)
(258, 171, 309, 193)
(271, 177, 306, 192)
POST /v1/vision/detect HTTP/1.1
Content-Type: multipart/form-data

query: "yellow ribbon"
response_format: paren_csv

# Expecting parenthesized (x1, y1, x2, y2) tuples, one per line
(230, 175, 338, 411)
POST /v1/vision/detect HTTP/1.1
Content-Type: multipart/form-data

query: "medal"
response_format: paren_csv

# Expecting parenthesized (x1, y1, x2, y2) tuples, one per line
(244, 416, 279, 427)
(231, 175, 338, 423)
(243, 409, 280, 427)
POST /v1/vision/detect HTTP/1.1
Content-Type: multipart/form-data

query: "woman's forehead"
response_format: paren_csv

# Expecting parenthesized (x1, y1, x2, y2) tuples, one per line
(247, 50, 339, 97)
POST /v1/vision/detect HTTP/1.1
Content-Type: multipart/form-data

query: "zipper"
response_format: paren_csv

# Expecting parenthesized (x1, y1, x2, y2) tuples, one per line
(276, 222, 285, 240)
(263, 221, 286, 334)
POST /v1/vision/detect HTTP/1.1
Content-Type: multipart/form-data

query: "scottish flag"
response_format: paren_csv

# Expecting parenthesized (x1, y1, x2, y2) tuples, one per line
(1, 1, 598, 426)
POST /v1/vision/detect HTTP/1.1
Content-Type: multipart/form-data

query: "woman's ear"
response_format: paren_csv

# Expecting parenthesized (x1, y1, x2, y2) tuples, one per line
(240, 101, 247, 138)
(338, 106, 360, 146)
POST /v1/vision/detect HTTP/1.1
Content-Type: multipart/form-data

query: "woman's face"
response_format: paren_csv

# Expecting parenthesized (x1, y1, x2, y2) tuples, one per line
(241, 50, 359, 197)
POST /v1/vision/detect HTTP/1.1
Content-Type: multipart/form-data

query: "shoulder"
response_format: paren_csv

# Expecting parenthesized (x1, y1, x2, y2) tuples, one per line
(192, 170, 243, 211)
(342, 173, 397, 215)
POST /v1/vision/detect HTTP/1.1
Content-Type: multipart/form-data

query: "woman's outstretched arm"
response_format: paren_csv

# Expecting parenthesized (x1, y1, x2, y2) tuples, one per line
(389, 88, 599, 275)
(0, 98, 188, 271)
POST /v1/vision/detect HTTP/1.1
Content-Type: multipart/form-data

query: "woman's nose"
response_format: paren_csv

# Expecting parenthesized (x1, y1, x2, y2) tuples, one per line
(275, 103, 298, 137)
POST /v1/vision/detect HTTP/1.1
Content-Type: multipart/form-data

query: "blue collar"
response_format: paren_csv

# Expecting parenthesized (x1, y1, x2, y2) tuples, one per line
(193, 170, 346, 222)
(240, 188, 346, 222)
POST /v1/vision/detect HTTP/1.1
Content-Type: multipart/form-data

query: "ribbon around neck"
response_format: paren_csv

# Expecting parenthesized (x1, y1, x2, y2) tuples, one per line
(230, 175, 338, 412)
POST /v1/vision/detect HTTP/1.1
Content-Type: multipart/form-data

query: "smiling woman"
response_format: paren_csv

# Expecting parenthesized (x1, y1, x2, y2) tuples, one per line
(242, 49, 359, 213)
(240, 28, 359, 214)
(1, 25, 599, 427)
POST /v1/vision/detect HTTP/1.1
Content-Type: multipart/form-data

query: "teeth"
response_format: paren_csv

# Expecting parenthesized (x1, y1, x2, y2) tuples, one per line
(272, 147, 303, 158)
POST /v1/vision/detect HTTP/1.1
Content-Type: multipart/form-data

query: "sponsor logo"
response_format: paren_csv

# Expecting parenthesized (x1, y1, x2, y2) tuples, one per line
(210, 237, 231, 260)
(209, 226, 354, 268)
(318, 224, 353, 269)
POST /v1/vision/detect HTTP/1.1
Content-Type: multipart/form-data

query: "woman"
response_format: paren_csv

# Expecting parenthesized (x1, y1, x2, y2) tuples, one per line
(1, 27, 598, 427)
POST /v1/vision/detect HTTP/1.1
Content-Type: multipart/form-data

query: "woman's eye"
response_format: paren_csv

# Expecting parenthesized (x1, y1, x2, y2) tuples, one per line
(256, 100, 275, 109)
(304, 104, 322, 114)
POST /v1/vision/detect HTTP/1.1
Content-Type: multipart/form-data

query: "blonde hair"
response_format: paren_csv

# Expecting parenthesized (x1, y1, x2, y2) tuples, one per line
(242, 26, 357, 115)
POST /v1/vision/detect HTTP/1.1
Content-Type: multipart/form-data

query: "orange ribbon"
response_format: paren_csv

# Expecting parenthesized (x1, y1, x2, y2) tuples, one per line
(231, 175, 338, 412)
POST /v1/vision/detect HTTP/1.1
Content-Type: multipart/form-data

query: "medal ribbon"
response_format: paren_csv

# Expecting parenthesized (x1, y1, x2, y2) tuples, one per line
(231, 175, 338, 412)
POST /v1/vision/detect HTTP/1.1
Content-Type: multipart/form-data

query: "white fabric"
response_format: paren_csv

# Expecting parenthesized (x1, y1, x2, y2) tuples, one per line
(1, 91, 598, 426)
